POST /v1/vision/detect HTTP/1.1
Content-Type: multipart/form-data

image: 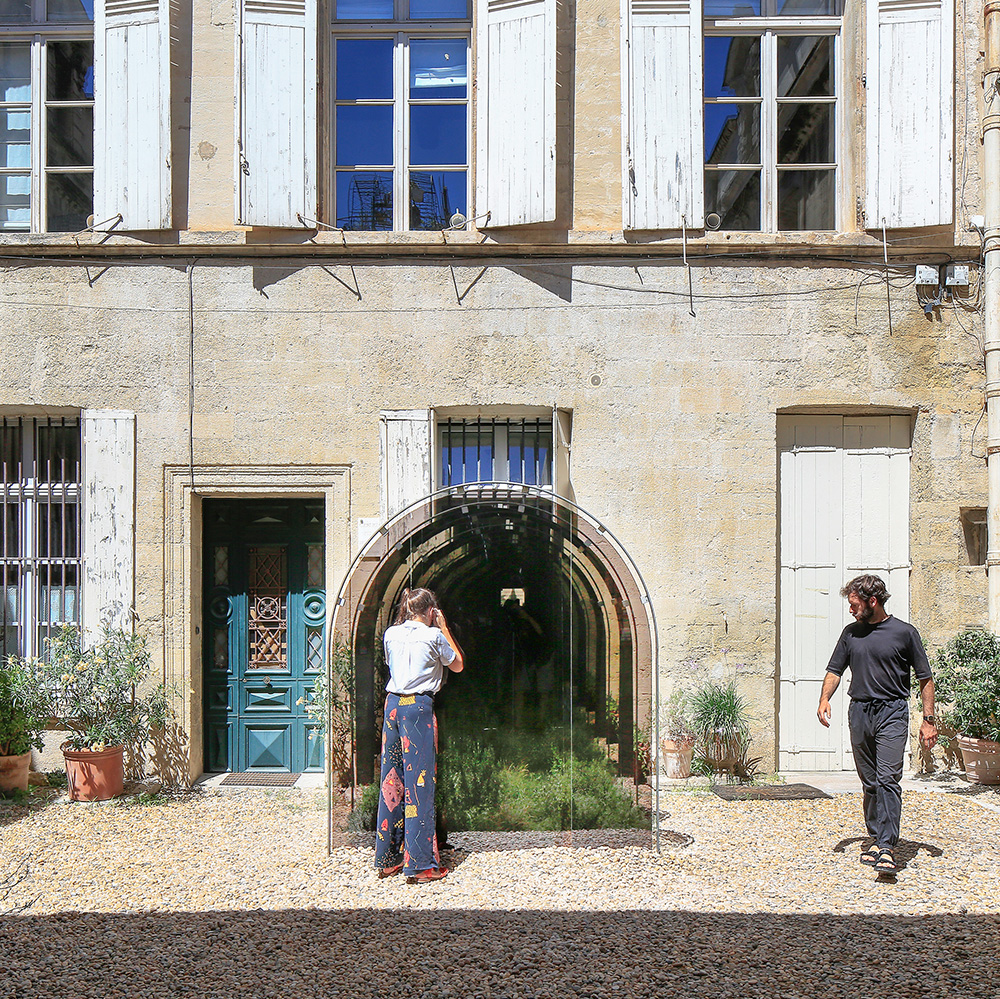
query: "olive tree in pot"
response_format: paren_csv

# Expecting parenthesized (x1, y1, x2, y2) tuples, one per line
(0, 656, 48, 794)
(933, 630, 1000, 785)
(21, 624, 169, 801)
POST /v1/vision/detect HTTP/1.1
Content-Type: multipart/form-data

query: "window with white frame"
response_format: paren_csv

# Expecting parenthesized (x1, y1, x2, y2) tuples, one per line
(439, 417, 553, 488)
(332, 0, 470, 231)
(1, 417, 81, 657)
(704, 0, 842, 231)
(0, 0, 93, 233)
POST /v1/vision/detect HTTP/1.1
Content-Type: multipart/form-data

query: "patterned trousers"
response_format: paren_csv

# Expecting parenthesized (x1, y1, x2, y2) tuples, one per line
(374, 692, 440, 875)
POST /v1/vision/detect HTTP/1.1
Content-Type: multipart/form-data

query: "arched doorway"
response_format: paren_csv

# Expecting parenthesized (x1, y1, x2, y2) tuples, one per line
(330, 484, 657, 827)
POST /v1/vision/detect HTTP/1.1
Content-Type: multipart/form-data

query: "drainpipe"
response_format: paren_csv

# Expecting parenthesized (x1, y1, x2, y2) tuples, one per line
(985, 1, 1000, 632)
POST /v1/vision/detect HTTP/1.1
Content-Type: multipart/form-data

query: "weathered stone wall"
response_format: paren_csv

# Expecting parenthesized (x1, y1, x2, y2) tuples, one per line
(0, 253, 987, 766)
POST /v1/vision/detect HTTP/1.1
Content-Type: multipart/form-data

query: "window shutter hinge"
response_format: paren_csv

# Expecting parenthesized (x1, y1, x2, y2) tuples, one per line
(861, 74, 867, 87)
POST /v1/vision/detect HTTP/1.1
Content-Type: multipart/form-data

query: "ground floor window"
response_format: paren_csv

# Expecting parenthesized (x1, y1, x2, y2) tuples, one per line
(1, 415, 81, 657)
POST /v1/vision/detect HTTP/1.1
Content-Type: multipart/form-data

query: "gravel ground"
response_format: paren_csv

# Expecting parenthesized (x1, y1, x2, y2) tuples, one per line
(2, 784, 999, 998)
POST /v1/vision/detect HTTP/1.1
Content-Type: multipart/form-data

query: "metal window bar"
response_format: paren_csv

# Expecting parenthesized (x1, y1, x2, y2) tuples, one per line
(0, 416, 81, 659)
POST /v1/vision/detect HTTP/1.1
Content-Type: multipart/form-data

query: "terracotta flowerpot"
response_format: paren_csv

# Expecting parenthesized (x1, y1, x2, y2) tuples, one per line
(62, 744, 125, 801)
(957, 734, 1000, 785)
(0, 751, 31, 793)
(660, 739, 694, 779)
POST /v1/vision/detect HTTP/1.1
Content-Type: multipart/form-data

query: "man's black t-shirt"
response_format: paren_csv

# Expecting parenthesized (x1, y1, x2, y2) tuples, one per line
(826, 615, 932, 701)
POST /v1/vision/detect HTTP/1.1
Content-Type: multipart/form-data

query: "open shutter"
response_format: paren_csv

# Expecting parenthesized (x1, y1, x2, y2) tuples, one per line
(624, 0, 703, 229)
(865, 0, 953, 228)
(237, 0, 317, 227)
(475, 0, 556, 227)
(380, 410, 433, 520)
(553, 406, 573, 502)
(94, 0, 171, 229)
(82, 411, 135, 642)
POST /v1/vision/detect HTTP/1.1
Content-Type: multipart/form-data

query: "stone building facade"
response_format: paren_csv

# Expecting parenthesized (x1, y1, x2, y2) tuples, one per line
(0, 0, 985, 782)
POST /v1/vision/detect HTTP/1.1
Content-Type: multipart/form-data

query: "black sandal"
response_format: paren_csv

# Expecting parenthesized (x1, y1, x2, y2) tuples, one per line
(873, 850, 897, 874)
(860, 844, 880, 866)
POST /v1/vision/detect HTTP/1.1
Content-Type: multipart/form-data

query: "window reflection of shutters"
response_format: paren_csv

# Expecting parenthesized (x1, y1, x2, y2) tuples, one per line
(625, 0, 703, 230)
(81, 411, 135, 642)
(237, 0, 317, 227)
(94, 0, 171, 229)
(475, 0, 556, 227)
(864, 0, 953, 228)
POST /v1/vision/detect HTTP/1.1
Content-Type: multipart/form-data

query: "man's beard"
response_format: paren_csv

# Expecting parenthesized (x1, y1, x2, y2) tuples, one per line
(856, 602, 874, 623)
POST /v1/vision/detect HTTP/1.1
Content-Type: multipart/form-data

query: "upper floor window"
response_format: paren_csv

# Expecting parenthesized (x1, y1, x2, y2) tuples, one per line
(333, 0, 470, 231)
(1, 416, 81, 657)
(0, 0, 93, 232)
(704, 0, 842, 231)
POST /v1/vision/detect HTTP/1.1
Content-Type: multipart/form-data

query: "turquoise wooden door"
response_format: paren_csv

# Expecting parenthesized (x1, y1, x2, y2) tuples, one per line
(203, 499, 326, 773)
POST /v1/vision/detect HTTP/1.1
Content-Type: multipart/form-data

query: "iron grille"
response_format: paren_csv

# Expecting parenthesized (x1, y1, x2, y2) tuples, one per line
(440, 417, 553, 487)
(1, 416, 82, 658)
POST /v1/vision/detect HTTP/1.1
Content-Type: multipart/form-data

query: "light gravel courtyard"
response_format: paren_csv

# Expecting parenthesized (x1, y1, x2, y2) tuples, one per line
(1, 780, 998, 999)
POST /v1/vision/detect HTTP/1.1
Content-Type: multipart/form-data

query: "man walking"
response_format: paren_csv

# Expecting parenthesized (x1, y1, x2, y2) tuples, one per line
(817, 574, 938, 874)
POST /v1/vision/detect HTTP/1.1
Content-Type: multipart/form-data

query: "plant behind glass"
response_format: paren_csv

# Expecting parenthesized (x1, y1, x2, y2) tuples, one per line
(932, 630, 1000, 743)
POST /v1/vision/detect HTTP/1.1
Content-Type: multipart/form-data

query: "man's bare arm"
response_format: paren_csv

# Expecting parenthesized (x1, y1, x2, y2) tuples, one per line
(817, 671, 841, 728)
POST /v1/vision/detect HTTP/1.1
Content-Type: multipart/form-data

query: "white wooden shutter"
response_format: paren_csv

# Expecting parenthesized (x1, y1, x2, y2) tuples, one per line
(475, 0, 556, 227)
(553, 406, 573, 502)
(624, 0, 703, 229)
(380, 411, 433, 519)
(864, 0, 953, 228)
(82, 411, 135, 642)
(237, 0, 317, 227)
(94, 0, 171, 229)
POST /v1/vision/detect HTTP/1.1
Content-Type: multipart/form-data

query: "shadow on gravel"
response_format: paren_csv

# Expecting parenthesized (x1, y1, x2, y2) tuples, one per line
(831, 836, 944, 871)
(1, 908, 997, 998)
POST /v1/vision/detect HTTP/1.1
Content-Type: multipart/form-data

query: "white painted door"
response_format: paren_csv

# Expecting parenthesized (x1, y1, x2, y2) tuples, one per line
(777, 415, 911, 771)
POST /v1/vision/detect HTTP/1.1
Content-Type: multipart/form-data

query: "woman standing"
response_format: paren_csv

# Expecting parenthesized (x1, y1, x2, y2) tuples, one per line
(374, 587, 464, 884)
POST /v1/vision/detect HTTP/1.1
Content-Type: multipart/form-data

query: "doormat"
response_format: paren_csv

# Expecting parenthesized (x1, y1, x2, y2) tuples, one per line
(219, 773, 301, 787)
(711, 782, 832, 801)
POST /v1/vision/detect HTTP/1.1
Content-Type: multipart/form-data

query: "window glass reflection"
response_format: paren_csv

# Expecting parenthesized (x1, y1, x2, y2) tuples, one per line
(704, 37, 760, 98)
(410, 0, 468, 17)
(705, 170, 760, 230)
(441, 431, 493, 485)
(335, 0, 392, 18)
(337, 39, 393, 100)
(777, 169, 834, 229)
(777, 103, 833, 163)
(409, 170, 466, 229)
(47, 41, 94, 101)
(410, 39, 467, 100)
(46, 171, 90, 231)
(46, 107, 93, 166)
(0, 1, 29, 21)
(704, 0, 760, 15)
(336, 105, 393, 165)
(409, 105, 466, 166)
(705, 0, 842, 13)
(46, 0, 94, 21)
(705, 104, 760, 164)
(777, 36, 832, 97)
(0, 172, 30, 229)
(0, 109, 30, 168)
(336, 170, 393, 229)
(0, 44, 30, 102)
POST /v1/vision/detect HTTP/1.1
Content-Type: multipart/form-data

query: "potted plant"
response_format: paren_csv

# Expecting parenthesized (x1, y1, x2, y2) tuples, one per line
(933, 629, 1000, 785)
(25, 624, 169, 801)
(691, 679, 752, 779)
(0, 656, 48, 794)
(659, 687, 697, 779)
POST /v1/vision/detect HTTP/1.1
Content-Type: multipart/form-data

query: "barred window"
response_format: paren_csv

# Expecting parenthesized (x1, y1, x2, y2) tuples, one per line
(439, 417, 552, 487)
(1, 416, 81, 657)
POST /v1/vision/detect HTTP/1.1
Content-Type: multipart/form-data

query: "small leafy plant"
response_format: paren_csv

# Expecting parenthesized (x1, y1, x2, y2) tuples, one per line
(933, 630, 1000, 743)
(659, 686, 697, 747)
(0, 655, 48, 757)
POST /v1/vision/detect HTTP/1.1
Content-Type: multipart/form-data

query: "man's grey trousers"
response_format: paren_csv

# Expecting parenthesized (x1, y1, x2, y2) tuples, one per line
(848, 698, 910, 850)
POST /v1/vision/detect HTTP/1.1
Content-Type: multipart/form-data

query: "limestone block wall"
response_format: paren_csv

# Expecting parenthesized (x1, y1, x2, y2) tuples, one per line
(0, 250, 986, 769)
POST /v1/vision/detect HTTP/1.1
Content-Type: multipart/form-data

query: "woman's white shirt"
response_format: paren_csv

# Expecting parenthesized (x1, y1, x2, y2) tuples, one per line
(383, 620, 457, 695)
